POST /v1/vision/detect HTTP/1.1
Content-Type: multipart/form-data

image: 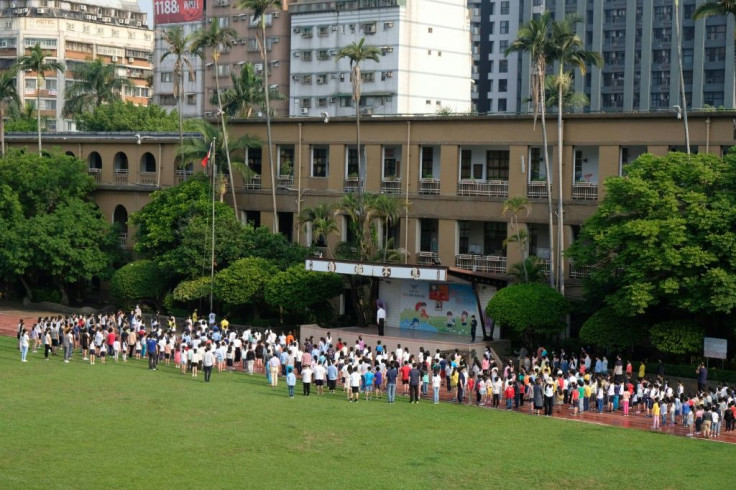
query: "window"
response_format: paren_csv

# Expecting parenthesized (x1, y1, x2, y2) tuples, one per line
(361, 71, 375, 83)
(499, 60, 508, 73)
(160, 72, 173, 83)
(346, 146, 362, 177)
(498, 79, 507, 92)
(25, 78, 36, 90)
(489, 2, 495, 16)
(317, 50, 330, 61)
(247, 147, 262, 174)
(500, 1, 509, 15)
(420, 146, 436, 178)
(529, 147, 546, 181)
(460, 149, 472, 179)
(278, 145, 295, 176)
(428, 27, 433, 33)
(499, 40, 508, 52)
(302, 50, 313, 61)
(488, 41, 494, 54)
(483, 222, 506, 255)
(705, 69, 725, 85)
(187, 94, 196, 105)
(500, 21, 509, 34)
(41, 99, 56, 110)
(45, 78, 57, 91)
(706, 47, 726, 63)
(24, 38, 57, 49)
(318, 26, 329, 37)
(382, 146, 401, 178)
(488, 22, 494, 35)
(311, 146, 329, 177)
(486, 150, 509, 180)
(497, 98, 507, 111)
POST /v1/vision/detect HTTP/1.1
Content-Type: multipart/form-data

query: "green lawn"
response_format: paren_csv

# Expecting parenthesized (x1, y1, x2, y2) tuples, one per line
(1, 335, 733, 489)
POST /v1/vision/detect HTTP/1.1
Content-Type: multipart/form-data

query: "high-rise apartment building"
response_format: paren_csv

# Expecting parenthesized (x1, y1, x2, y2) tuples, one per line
(0, 0, 154, 131)
(288, 0, 472, 117)
(476, 0, 735, 114)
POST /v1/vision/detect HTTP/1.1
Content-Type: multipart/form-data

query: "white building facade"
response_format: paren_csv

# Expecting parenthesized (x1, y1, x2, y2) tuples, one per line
(288, 0, 472, 117)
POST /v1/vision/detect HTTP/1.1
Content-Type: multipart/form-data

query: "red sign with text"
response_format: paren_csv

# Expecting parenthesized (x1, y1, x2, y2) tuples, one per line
(154, 0, 204, 25)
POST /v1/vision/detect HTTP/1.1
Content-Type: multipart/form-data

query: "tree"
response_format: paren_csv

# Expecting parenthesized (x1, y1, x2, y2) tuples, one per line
(508, 256, 547, 285)
(550, 14, 602, 295)
(215, 257, 276, 310)
(567, 152, 736, 319)
(63, 58, 133, 115)
(692, 1, 736, 20)
(75, 100, 190, 132)
(0, 65, 20, 156)
(265, 265, 344, 323)
(172, 276, 211, 302)
(503, 196, 531, 282)
(218, 63, 283, 118)
(17, 44, 64, 155)
(579, 307, 645, 352)
(236, 0, 283, 232)
(0, 150, 117, 303)
(506, 13, 555, 289)
(191, 18, 239, 220)
(109, 260, 167, 309)
(298, 203, 339, 256)
(160, 26, 196, 154)
(650, 320, 704, 357)
(337, 38, 381, 193)
(486, 283, 569, 345)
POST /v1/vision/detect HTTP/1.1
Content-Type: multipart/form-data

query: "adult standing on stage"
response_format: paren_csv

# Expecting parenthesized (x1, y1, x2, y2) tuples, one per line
(376, 304, 386, 336)
(470, 315, 478, 343)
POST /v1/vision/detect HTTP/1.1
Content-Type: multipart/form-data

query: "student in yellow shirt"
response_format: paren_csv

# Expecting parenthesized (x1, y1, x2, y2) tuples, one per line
(652, 399, 661, 429)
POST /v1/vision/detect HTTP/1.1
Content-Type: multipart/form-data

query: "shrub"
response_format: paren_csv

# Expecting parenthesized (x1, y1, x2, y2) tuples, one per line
(649, 319, 704, 356)
(109, 260, 166, 307)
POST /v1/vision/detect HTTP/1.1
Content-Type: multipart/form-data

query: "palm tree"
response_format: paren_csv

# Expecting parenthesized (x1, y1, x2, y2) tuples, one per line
(503, 196, 531, 283)
(298, 203, 339, 256)
(0, 65, 20, 156)
(160, 26, 196, 153)
(17, 44, 64, 155)
(505, 13, 555, 289)
(63, 58, 133, 115)
(550, 14, 602, 295)
(692, 0, 736, 19)
(218, 63, 283, 118)
(337, 38, 381, 193)
(236, 0, 283, 233)
(365, 193, 402, 262)
(192, 18, 239, 218)
(178, 119, 260, 201)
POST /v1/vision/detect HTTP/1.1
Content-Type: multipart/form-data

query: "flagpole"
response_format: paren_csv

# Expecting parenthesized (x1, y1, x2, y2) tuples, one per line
(210, 137, 216, 313)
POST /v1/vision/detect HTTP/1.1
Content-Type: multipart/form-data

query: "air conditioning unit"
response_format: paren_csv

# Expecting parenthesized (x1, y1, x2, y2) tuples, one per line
(292, 75, 300, 81)
(103, 17, 112, 23)
(301, 107, 309, 115)
(129, 57, 135, 63)
(124, 19, 130, 24)
(204, 111, 213, 117)
(111, 56, 118, 62)
(361, 108, 373, 115)
(386, 71, 393, 78)
(293, 27, 301, 34)
(330, 73, 338, 79)
(329, 49, 337, 55)
(293, 51, 300, 58)
(328, 97, 336, 104)
(136, 21, 142, 27)
(254, 63, 263, 72)
(331, 25, 338, 31)
(36, 8, 45, 14)
(233, 16, 239, 21)
(80, 5, 87, 11)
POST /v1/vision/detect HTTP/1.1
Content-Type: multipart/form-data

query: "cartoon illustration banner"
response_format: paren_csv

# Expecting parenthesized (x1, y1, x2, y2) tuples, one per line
(398, 282, 480, 335)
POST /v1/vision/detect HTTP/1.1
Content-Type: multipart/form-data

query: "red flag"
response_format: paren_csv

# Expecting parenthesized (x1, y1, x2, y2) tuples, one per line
(201, 141, 213, 168)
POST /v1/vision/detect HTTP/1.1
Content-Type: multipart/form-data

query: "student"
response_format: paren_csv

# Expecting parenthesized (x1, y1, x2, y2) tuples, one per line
(301, 364, 312, 396)
(652, 399, 661, 430)
(349, 366, 361, 403)
(286, 367, 296, 398)
(19, 328, 29, 362)
(364, 367, 375, 400)
(432, 369, 442, 404)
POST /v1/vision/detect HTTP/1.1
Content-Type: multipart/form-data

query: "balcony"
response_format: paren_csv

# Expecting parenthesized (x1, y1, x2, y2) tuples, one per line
(527, 181, 548, 199)
(113, 169, 128, 184)
(139, 171, 156, 185)
(570, 263, 593, 279)
(243, 175, 262, 189)
(457, 179, 508, 198)
(118, 232, 128, 248)
(455, 254, 507, 274)
(380, 177, 402, 194)
(175, 170, 193, 185)
(417, 251, 439, 266)
(277, 175, 294, 189)
(88, 168, 101, 183)
(419, 178, 440, 195)
(572, 182, 598, 200)
(343, 177, 362, 192)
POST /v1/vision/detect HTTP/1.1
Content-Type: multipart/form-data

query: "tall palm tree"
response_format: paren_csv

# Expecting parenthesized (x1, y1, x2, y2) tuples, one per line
(365, 193, 402, 262)
(192, 19, 238, 219)
(218, 62, 283, 118)
(503, 196, 531, 283)
(17, 44, 64, 155)
(298, 203, 339, 256)
(337, 38, 381, 193)
(178, 119, 260, 200)
(550, 14, 602, 295)
(236, 0, 283, 233)
(505, 13, 555, 289)
(692, 0, 736, 19)
(0, 65, 20, 157)
(63, 58, 133, 115)
(160, 26, 196, 154)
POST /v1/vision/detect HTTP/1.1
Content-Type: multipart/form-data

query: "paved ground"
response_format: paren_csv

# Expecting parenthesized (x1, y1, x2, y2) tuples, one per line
(2, 304, 733, 444)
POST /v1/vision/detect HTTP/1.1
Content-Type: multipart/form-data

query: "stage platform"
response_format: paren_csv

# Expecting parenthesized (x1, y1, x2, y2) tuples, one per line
(300, 324, 507, 364)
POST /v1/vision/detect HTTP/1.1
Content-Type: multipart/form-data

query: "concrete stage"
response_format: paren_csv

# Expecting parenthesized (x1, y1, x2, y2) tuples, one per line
(300, 324, 505, 362)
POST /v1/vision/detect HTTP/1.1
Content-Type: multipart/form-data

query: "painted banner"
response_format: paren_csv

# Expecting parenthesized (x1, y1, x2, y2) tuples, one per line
(399, 282, 480, 336)
(154, 0, 204, 25)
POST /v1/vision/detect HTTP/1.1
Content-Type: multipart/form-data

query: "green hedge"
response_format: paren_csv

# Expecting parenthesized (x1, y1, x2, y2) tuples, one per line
(645, 362, 736, 384)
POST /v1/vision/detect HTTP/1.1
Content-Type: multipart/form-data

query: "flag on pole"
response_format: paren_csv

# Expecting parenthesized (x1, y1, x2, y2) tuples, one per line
(201, 141, 213, 168)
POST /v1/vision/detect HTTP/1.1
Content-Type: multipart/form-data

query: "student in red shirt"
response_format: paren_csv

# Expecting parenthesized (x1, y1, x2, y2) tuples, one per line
(106, 328, 116, 357)
(400, 361, 411, 396)
(504, 382, 515, 410)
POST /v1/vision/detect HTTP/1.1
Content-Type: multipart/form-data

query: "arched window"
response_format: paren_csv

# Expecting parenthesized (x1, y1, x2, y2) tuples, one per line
(113, 152, 129, 172)
(113, 204, 129, 247)
(140, 152, 156, 173)
(88, 152, 102, 170)
(65, 151, 75, 158)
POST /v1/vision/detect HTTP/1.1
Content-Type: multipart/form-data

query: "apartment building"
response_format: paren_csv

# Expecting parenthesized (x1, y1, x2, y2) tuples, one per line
(0, 0, 154, 131)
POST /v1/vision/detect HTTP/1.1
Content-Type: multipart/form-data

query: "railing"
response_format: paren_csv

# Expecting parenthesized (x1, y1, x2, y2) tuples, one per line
(277, 175, 294, 189)
(455, 254, 507, 274)
(417, 251, 439, 266)
(535, 257, 551, 276)
(243, 175, 262, 189)
(175, 170, 193, 185)
(88, 168, 101, 183)
(572, 182, 598, 200)
(380, 178, 402, 194)
(118, 232, 128, 248)
(113, 169, 128, 184)
(343, 177, 363, 192)
(527, 181, 548, 199)
(570, 263, 594, 279)
(139, 171, 156, 185)
(458, 179, 509, 198)
(419, 178, 440, 195)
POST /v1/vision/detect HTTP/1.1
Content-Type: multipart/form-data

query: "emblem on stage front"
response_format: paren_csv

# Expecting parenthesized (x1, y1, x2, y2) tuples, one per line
(410, 267, 420, 279)
(354, 264, 364, 275)
(307, 260, 313, 270)
(382, 266, 392, 277)
(328, 261, 336, 272)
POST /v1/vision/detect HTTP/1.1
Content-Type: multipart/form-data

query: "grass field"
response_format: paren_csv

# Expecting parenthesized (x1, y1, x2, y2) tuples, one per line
(1, 336, 734, 489)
